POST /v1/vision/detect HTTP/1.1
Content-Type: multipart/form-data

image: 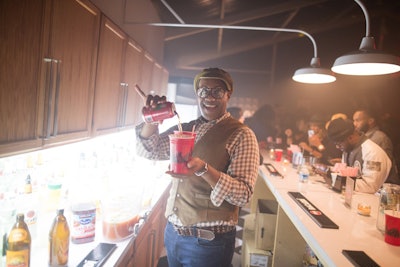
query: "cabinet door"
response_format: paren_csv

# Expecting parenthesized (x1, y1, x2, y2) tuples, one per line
(161, 68, 170, 97)
(122, 185, 169, 267)
(140, 53, 155, 95)
(92, 17, 126, 135)
(122, 41, 144, 128)
(43, 0, 100, 145)
(0, 0, 46, 156)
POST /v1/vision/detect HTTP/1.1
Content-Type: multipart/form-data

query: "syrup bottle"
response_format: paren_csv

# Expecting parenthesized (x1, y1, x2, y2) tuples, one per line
(6, 213, 31, 267)
(49, 209, 70, 267)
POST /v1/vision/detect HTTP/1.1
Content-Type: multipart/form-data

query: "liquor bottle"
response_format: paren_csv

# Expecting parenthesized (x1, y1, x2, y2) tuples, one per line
(49, 209, 70, 267)
(6, 213, 31, 267)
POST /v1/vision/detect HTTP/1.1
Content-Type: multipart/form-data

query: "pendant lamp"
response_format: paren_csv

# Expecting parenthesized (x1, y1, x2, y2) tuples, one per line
(331, 0, 400, 75)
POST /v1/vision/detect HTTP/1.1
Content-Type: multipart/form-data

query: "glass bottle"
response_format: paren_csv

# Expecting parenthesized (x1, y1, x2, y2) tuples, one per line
(49, 209, 70, 267)
(377, 184, 400, 233)
(6, 213, 31, 267)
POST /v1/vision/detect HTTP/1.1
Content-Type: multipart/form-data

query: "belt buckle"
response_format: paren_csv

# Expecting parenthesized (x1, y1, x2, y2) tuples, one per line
(197, 228, 215, 241)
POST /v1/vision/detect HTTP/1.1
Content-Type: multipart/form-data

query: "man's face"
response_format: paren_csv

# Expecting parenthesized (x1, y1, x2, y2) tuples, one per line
(334, 136, 352, 152)
(309, 123, 322, 134)
(196, 79, 230, 121)
(353, 111, 369, 133)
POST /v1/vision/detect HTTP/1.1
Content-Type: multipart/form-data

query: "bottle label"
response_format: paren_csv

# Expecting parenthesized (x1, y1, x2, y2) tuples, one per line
(8, 229, 28, 242)
(6, 249, 30, 267)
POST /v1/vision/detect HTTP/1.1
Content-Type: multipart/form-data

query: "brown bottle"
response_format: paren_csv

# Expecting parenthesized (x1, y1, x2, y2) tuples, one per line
(6, 213, 31, 267)
(49, 209, 70, 267)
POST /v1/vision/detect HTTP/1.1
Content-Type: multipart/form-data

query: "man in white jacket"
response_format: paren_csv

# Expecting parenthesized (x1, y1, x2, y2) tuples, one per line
(327, 118, 392, 193)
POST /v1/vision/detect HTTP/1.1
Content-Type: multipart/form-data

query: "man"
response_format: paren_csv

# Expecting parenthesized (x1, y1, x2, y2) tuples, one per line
(353, 108, 399, 184)
(327, 118, 392, 193)
(299, 114, 342, 165)
(135, 68, 260, 267)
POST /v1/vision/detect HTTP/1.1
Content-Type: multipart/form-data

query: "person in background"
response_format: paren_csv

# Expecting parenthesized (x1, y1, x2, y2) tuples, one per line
(299, 114, 342, 165)
(325, 113, 348, 130)
(135, 68, 260, 267)
(244, 104, 276, 150)
(227, 106, 244, 123)
(327, 118, 392, 193)
(352, 108, 399, 184)
(284, 113, 309, 146)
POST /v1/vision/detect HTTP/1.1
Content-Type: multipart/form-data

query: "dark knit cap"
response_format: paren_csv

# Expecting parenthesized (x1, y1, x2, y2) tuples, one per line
(309, 114, 326, 126)
(327, 118, 355, 142)
(193, 68, 233, 92)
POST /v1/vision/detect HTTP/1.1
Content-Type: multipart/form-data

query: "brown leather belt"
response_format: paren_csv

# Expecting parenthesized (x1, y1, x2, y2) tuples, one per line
(172, 224, 236, 241)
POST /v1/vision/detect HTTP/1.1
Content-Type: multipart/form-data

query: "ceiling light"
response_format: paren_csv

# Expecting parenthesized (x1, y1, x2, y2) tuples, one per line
(332, 0, 400, 75)
(293, 57, 336, 84)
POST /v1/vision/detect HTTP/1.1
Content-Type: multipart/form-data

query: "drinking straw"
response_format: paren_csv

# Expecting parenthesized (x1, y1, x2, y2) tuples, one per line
(134, 84, 147, 103)
(191, 124, 195, 134)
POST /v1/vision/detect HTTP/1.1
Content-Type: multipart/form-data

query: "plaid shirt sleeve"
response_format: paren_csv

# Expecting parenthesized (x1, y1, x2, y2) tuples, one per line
(135, 123, 171, 160)
(210, 126, 259, 207)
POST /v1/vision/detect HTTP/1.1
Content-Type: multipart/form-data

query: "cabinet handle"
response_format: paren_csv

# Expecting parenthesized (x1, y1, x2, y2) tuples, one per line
(122, 83, 129, 126)
(117, 83, 125, 127)
(149, 230, 156, 267)
(44, 58, 55, 139)
(52, 60, 62, 136)
(118, 83, 129, 127)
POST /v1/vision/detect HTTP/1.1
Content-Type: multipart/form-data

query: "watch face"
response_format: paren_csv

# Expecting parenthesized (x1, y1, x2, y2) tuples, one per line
(195, 163, 208, 176)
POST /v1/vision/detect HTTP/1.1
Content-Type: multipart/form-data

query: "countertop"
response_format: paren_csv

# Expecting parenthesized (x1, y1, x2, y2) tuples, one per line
(259, 151, 400, 267)
(30, 177, 171, 266)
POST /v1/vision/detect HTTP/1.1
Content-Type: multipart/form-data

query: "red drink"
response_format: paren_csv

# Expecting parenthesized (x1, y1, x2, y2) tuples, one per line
(274, 149, 283, 162)
(169, 131, 196, 174)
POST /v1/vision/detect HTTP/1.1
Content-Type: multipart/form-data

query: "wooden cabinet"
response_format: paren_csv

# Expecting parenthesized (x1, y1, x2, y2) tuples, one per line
(122, 41, 145, 127)
(92, 17, 146, 135)
(42, 0, 100, 146)
(0, 0, 46, 155)
(116, 184, 170, 267)
(0, 0, 168, 156)
(0, 0, 100, 156)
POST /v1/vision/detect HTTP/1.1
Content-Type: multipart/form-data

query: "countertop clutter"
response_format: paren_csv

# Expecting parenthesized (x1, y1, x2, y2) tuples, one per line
(253, 149, 400, 267)
(0, 130, 171, 266)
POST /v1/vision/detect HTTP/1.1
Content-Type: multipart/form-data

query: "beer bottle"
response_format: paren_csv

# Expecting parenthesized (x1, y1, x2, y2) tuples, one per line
(6, 213, 31, 267)
(49, 209, 70, 266)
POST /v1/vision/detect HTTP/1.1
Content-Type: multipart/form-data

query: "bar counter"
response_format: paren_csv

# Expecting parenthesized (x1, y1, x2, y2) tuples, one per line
(257, 150, 400, 266)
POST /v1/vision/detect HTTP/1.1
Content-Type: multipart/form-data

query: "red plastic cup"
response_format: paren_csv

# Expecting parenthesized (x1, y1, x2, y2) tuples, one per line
(274, 149, 283, 162)
(169, 131, 196, 174)
(385, 211, 400, 246)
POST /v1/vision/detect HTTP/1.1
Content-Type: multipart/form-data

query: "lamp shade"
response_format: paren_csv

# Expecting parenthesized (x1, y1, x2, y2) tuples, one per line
(332, 37, 400, 76)
(293, 57, 336, 84)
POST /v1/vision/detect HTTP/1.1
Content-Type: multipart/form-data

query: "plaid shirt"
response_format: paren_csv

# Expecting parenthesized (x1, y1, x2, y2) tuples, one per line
(136, 113, 260, 227)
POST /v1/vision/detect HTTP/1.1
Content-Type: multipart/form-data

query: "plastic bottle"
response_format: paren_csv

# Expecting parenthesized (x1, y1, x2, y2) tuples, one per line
(298, 158, 310, 183)
(49, 209, 70, 267)
(6, 213, 31, 267)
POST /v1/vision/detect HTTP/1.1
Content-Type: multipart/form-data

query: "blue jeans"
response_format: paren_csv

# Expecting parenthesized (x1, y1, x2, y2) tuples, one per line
(164, 221, 236, 267)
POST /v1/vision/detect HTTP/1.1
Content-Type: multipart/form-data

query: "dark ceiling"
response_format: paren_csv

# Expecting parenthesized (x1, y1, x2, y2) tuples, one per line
(150, 0, 400, 88)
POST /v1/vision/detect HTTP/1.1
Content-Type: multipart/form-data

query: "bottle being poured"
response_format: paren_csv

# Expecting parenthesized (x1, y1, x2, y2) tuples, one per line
(135, 84, 178, 126)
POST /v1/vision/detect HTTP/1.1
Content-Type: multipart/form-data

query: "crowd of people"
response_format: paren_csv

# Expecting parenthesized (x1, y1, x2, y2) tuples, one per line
(231, 104, 400, 193)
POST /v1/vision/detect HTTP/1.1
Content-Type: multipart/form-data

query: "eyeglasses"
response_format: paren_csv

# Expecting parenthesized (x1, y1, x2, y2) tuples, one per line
(196, 86, 227, 99)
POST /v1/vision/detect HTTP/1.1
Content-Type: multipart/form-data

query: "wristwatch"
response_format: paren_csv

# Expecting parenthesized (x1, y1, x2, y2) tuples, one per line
(195, 163, 208, 176)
